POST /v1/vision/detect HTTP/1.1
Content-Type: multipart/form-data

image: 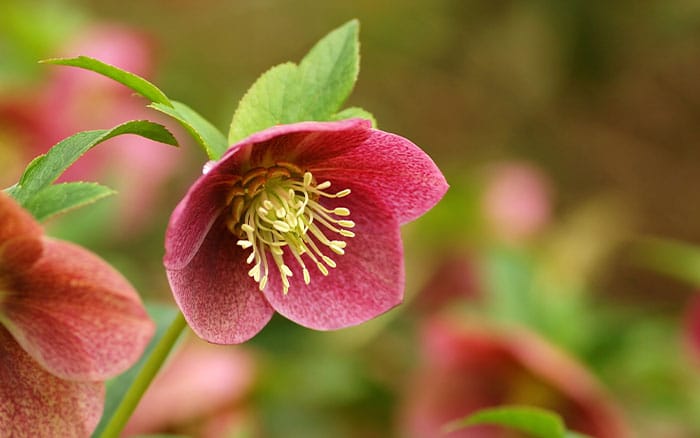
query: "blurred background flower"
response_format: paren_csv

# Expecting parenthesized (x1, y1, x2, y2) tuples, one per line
(398, 319, 629, 438)
(0, 17, 183, 234)
(3, 0, 700, 436)
(124, 335, 257, 437)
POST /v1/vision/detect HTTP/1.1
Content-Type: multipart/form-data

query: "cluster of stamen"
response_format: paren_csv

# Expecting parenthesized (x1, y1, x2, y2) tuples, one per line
(224, 162, 354, 294)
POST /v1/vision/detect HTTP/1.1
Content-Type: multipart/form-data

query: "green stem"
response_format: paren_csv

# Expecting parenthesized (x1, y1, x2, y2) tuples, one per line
(98, 311, 187, 438)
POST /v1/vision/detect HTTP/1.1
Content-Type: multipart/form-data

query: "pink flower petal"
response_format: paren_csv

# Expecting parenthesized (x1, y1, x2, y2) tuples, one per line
(263, 184, 405, 329)
(164, 173, 232, 270)
(167, 220, 275, 344)
(0, 236, 43, 274)
(0, 192, 42, 244)
(1, 239, 154, 381)
(0, 327, 103, 437)
(219, 118, 372, 164)
(300, 127, 448, 225)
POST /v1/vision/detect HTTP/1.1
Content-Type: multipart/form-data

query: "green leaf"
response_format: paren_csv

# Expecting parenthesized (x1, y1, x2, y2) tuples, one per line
(442, 405, 567, 438)
(331, 106, 376, 127)
(42, 56, 230, 160)
(41, 56, 172, 106)
(296, 19, 360, 120)
(23, 182, 115, 221)
(631, 236, 700, 286)
(228, 20, 360, 143)
(149, 100, 229, 160)
(9, 120, 177, 207)
(228, 62, 299, 144)
(92, 304, 181, 438)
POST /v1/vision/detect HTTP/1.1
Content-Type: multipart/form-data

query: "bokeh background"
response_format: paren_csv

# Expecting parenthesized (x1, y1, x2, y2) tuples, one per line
(3, 1, 700, 436)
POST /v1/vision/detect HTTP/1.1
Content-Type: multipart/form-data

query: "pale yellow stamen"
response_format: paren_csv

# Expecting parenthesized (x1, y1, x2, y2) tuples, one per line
(225, 166, 354, 294)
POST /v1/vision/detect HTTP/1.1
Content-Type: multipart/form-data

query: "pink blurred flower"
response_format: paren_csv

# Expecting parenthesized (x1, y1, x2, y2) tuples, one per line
(165, 118, 448, 343)
(124, 337, 256, 437)
(0, 193, 154, 436)
(0, 24, 181, 230)
(482, 162, 552, 242)
(399, 319, 629, 438)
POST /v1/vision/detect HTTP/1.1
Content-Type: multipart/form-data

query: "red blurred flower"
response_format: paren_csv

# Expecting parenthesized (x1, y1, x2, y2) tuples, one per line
(164, 118, 448, 343)
(411, 252, 480, 314)
(683, 294, 700, 362)
(0, 193, 154, 436)
(399, 319, 629, 438)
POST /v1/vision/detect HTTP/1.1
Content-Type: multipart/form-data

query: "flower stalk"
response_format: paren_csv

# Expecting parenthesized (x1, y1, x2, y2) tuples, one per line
(98, 311, 187, 438)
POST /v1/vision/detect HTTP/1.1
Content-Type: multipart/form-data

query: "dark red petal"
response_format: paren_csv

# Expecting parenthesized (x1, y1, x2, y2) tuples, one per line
(0, 327, 104, 437)
(0, 192, 42, 244)
(2, 238, 154, 381)
(163, 172, 232, 270)
(304, 128, 448, 225)
(167, 221, 275, 344)
(263, 184, 404, 329)
(218, 118, 372, 164)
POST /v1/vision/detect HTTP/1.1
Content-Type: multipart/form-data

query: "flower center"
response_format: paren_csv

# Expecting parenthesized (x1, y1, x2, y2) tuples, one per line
(224, 162, 354, 294)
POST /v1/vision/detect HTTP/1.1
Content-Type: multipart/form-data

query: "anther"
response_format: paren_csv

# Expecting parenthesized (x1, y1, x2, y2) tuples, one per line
(317, 263, 329, 276)
(273, 221, 291, 233)
(281, 265, 293, 277)
(303, 172, 313, 187)
(322, 256, 337, 268)
(237, 240, 253, 249)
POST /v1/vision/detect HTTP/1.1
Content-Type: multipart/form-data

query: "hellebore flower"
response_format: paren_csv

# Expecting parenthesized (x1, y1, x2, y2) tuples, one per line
(398, 319, 630, 438)
(0, 193, 154, 436)
(165, 118, 447, 343)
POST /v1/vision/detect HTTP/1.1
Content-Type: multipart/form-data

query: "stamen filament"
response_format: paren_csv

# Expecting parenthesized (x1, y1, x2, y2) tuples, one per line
(225, 166, 354, 294)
